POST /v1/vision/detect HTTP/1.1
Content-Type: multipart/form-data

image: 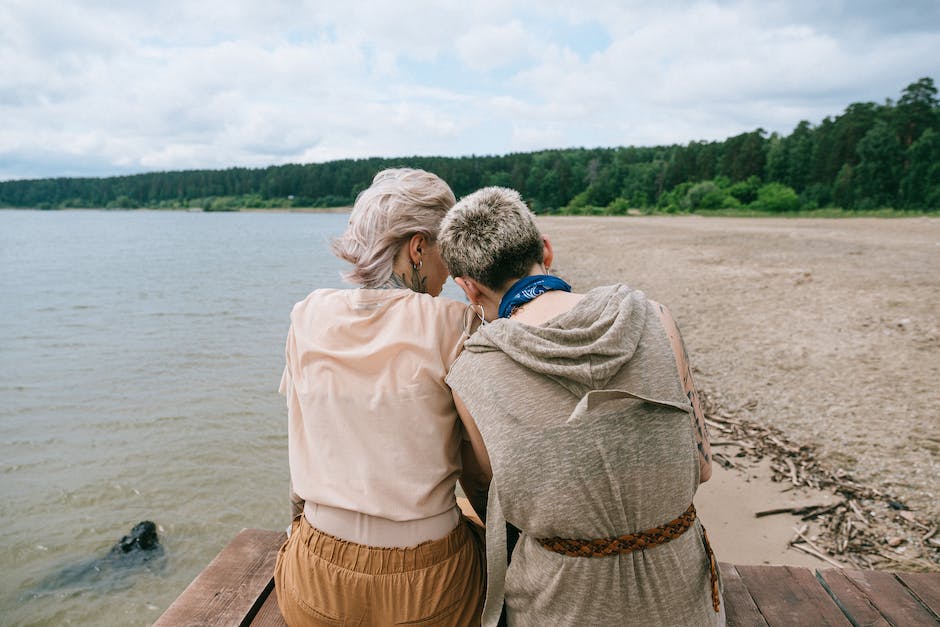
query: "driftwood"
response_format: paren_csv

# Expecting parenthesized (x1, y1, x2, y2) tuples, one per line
(711, 452, 736, 469)
(755, 504, 830, 518)
(700, 390, 940, 573)
(790, 525, 845, 568)
(801, 502, 844, 521)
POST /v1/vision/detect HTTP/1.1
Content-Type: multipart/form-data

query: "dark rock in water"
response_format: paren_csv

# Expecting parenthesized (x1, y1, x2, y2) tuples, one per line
(111, 520, 161, 554)
(26, 521, 165, 598)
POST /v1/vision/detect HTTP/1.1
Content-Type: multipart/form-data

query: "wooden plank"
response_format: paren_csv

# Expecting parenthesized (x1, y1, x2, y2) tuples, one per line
(154, 529, 286, 627)
(718, 563, 769, 627)
(157, 526, 940, 627)
(734, 564, 850, 626)
(895, 572, 940, 621)
(815, 569, 890, 626)
(248, 585, 287, 627)
(840, 569, 939, 626)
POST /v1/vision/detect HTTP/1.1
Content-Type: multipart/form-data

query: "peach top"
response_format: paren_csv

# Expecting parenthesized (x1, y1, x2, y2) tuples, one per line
(279, 288, 467, 522)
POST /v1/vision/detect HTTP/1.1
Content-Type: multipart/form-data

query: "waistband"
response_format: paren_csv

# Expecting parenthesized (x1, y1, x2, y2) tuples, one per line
(536, 503, 698, 557)
(293, 512, 473, 575)
(536, 503, 720, 613)
(304, 501, 460, 549)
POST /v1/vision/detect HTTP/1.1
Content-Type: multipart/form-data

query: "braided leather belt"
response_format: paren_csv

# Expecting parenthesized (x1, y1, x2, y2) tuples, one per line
(536, 503, 721, 612)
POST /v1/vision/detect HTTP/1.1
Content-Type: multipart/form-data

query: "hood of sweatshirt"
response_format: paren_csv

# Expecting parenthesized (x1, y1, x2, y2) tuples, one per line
(462, 284, 650, 399)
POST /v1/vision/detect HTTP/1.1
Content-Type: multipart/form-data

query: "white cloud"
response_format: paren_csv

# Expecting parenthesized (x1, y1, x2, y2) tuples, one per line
(510, 125, 569, 152)
(455, 21, 535, 72)
(0, 0, 938, 180)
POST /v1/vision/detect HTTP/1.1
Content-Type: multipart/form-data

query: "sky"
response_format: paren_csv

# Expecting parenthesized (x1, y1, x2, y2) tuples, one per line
(1, 0, 939, 181)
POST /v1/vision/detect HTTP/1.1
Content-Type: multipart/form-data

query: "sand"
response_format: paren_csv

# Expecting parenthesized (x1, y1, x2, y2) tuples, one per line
(536, 215, 940, 569)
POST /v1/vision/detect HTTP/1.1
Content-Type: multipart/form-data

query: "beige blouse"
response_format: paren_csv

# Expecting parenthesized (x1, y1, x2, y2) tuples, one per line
(279, 288, 467, 522)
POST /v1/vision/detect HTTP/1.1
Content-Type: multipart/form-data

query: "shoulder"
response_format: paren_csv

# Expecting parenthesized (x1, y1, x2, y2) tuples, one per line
(289, 288, 343, 320)
(294, 287, 342, 306)
(445, 351, 481, 396)
(400, 291, 466, 314)
(397, 292, 466, 331)
(446, 341, 512, 388)
(392, 293, 468, 357)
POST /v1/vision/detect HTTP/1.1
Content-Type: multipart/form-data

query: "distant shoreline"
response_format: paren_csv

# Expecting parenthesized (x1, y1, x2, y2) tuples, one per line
(2, 206, 936, 218)
(236, 207, 351, 213)
(0, 206, 353, 213)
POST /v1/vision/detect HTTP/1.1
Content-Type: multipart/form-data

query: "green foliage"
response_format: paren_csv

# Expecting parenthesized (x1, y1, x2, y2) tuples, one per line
(684, 181, 722, 210)
(679, 180, 740, 211)
(899, 128, 940, 210)
(606, 197, 631, 215)
(720, 130, 767, 181)
(105, 195, 139, 209)
(728, 176, 762, 205)
(2, 77, 937, 214)
(560, 190, 590, 214)
(754, 182, 801, 212)
(854, 120, 904, 209)
(894, 77, 940, 148)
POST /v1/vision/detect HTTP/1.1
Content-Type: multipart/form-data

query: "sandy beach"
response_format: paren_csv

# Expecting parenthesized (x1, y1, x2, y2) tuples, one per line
(537, 215, 940, 571)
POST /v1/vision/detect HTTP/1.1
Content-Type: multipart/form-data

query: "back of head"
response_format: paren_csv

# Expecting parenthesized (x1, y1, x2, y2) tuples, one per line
(331, 168, 456, 287)
(439, 186, 543, 290)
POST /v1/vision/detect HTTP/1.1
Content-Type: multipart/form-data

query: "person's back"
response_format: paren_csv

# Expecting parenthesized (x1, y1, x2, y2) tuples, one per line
(274, 169, 485, 626)
(438, 186, 724, 626)
(283, 287, 466, 526)
(447, 285, 721, 625)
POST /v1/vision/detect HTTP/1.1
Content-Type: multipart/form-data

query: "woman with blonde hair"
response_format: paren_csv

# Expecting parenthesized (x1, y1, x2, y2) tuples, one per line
(439, 187, 724, 626)
(274, 168, 487, 626)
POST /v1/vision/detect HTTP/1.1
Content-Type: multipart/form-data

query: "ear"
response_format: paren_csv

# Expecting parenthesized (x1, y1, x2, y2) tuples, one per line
(454, 277, 481, 303)
(541, 234, 554, 271)
(407, 233, 427, 265)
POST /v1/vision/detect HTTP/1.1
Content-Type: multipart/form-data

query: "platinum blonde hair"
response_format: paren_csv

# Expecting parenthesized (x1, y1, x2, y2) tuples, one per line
(439, 186, 544, 290)
(331, 168, 456, 287)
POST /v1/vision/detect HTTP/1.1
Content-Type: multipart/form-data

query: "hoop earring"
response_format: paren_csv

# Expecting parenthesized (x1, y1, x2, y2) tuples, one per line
(412, 260, 423, 270)
(463, 302, 487, 335)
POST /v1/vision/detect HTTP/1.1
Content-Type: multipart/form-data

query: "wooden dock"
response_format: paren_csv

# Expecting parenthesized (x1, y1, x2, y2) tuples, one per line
(155, 528, 940, 626)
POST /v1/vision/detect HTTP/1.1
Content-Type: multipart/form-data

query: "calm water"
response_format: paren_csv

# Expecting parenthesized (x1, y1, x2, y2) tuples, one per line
(0, 210, 468, 626)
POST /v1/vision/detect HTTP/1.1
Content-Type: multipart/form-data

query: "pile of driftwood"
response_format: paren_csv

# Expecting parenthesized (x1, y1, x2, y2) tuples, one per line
(699, 391, 940, 573)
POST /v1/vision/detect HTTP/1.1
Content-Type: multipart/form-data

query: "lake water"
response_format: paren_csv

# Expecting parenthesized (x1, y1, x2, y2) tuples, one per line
(0, 210, 468, 626)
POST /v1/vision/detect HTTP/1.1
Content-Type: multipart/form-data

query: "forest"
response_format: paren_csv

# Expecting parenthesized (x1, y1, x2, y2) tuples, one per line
(1, 77, 937, 214)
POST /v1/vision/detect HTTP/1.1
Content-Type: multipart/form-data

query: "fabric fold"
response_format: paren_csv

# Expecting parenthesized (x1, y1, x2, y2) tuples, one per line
(481, 480, 507, 627)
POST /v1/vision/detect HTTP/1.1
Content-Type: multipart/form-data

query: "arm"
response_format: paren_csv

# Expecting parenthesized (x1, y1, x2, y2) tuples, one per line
(280, 325, 304, 520)
(454, 391, 493, 521)
(655, 303, 713, 483)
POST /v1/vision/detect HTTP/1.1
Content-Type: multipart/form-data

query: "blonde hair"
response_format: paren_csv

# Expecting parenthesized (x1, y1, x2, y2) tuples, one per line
(439, 186, 544, 290)
(331, 168, 456, 287)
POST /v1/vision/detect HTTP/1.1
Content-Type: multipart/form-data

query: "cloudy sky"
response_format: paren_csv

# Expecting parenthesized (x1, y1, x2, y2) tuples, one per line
(2, 1, 939, 181)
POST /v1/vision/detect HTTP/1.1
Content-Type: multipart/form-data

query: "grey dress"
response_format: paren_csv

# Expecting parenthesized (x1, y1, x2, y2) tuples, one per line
(446, 284, 724, 626)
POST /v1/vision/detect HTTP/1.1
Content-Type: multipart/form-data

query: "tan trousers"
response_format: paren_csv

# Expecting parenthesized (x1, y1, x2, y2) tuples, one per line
(274, 514, 485, 626)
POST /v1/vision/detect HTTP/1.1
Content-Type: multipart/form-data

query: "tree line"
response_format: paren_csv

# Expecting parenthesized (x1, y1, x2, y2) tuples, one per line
(1, 77, 937, 214)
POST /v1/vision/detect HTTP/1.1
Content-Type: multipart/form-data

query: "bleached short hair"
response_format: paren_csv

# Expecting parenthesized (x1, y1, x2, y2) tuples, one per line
(439, 187, 543, 290)
(331, 168, 455, 287)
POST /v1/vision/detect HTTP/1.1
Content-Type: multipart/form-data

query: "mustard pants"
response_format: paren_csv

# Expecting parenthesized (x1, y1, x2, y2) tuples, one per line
(274, 515, 485, 626)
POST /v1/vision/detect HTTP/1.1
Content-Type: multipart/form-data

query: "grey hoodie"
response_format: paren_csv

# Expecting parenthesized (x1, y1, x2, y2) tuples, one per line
(462, 284, 651, 398)
(446, 283, 723, 627)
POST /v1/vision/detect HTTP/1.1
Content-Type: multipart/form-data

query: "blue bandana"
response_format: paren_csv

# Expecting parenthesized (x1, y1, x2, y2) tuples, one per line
(498, 275, 572, 319)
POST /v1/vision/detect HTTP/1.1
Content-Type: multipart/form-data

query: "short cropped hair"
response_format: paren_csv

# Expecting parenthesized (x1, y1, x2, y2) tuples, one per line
(331, 168, 456, 287)
(439, 187, 543, 290)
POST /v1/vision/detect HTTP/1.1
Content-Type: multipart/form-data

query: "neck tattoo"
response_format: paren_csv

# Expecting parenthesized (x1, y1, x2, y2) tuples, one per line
(408, 265, 428, 294)
(376, 272, 409, 290)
